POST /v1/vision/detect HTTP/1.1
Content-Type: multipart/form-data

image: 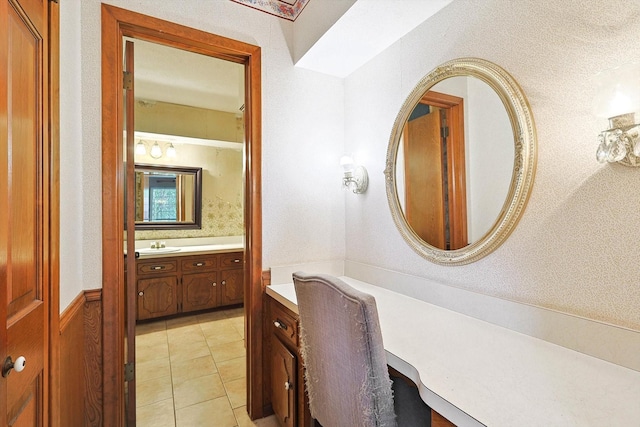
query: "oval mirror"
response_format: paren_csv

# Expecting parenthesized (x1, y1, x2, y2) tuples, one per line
(385, 58, 536, 265)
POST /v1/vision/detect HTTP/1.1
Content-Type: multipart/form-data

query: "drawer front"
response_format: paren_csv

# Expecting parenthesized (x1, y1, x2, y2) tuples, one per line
(269, 298, 298, 348)
(137, 260, 178, 275)
(220, 252, 243, 268)
(181, 256, 218, 272)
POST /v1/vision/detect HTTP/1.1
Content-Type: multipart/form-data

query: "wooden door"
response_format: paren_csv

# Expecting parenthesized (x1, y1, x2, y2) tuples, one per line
(123, 39, 137, 426)
(404, 106, 446, 248)
(0, 0, 52, 425)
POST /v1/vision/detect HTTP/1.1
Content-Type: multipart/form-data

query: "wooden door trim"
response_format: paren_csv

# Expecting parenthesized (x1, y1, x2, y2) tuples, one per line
(48, 1, 61, 426)
(101, 5, 263, 425)
(421, 90, 468, 249)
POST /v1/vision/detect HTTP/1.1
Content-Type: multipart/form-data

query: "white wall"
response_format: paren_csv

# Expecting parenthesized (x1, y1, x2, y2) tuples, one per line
(344, 0, 640, 331)
(59, 0, 346, 311)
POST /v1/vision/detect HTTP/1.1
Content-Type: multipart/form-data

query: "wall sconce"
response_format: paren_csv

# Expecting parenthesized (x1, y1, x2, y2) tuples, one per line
(593, 63, 640, 166)
(340, 155, 368, 194)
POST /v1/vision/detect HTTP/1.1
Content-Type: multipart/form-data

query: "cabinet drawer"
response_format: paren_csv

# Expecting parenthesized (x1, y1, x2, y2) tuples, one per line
(181, 256, 218, 272)
(220, 252, 243, 268)
(269, 299, 298, 348)
(137, 260, 178, 275)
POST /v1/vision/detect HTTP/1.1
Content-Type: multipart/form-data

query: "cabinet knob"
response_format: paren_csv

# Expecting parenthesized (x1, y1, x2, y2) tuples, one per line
(212, 282, 217, 287)
(234, 259, 240, 263)
(138, 291, 144, 296)
(273, 320, 287, 330)
(284, 381, 292, 390)
(221, 280, 226, 285)
(194, 262, 204, 267)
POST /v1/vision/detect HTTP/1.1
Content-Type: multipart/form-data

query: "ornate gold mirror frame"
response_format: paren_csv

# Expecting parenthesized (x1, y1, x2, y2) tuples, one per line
(385, 58, 537, 265)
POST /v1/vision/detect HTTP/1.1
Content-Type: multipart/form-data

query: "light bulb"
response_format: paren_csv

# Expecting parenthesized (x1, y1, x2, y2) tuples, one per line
(166, 143, 176, 158)
(340, 155, 355, 172)
(135, 141, 146, 155)
(150, 142, 162, 159)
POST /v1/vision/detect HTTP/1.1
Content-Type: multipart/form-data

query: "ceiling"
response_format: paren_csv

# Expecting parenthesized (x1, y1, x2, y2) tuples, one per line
(132, 38, 245, 113)
(131, 0, 453, 111)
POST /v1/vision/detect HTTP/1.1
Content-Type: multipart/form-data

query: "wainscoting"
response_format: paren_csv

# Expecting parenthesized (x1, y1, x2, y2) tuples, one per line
(59, 289, 103, 426)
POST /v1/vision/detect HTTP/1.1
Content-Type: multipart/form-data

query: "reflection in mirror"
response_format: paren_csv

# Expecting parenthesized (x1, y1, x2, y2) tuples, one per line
(134, 164, 202, 230)
(396, 76, 514, 250)
(386, 58, 536, 265)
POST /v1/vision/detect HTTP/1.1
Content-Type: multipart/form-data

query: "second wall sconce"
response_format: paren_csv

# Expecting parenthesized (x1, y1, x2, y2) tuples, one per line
(593, 62, 640, 166)
(340, 155, 368, 194)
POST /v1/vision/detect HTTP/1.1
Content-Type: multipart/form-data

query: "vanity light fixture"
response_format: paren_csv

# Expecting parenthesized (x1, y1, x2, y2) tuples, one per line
(340, 155, 368, 194)
(150, 142, 163, 159)
(135, 140, 147, 156)
(166, 143, 177, 158)
(593, 62, 640, 166)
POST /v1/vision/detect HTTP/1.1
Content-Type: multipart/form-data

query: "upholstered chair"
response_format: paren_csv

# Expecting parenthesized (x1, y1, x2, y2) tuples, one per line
(292, 272, 430, 427)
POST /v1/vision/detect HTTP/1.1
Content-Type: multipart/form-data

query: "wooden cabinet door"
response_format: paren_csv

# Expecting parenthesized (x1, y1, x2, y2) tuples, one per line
(1, 0, 53, 425)
(220, 269, 243, 306)
(137, 276, 178, 320)
(182, 272, 219, 313)
(271, 336, 296, 427)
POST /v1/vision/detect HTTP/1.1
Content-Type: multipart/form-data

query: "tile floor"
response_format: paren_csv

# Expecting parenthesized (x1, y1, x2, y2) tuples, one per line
(135, 307, 280, 427)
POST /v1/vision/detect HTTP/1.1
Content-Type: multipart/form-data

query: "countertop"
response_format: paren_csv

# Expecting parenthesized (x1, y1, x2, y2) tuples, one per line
(133, 242, 244, 259)
(266, 277, 640, 427)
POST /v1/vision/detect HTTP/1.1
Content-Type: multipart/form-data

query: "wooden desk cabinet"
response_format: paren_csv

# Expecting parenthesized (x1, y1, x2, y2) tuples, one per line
(266, 295, 311, 427)
(136, 251, 243, 321)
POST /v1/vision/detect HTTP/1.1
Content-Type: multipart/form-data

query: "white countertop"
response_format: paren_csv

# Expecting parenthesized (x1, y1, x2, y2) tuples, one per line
(134, 243, 243, 259)
(266, 277, 640, 427)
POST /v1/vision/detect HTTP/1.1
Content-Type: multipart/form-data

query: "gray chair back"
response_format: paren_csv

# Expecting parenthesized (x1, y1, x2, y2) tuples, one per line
(293, 272, 397, 427)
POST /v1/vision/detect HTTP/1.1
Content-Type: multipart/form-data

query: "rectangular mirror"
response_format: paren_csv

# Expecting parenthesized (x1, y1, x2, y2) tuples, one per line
(134, 163, 202, 230)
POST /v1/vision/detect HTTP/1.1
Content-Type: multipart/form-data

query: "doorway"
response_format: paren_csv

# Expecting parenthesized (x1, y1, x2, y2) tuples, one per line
(101, 5, 263, 426)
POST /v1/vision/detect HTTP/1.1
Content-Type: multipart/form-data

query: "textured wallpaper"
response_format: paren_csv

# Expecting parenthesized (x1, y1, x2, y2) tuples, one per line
(344, 0, 640, 331)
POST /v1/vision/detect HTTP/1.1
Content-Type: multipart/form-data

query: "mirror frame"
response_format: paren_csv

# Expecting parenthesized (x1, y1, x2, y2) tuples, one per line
(385, 57, 537, 265)
(134, 163, 203, 230)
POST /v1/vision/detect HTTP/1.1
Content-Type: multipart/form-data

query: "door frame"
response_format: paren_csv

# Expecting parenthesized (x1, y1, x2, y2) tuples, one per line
(101, 5, 263, 425)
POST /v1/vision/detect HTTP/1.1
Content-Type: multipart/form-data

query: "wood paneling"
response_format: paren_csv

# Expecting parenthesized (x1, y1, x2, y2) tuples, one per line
(59, 289, 102, 427)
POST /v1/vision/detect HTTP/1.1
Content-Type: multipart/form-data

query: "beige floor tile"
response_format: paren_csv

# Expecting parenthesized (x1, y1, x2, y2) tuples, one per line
(169, 338, 211, 363)
(217, 356, 246, 383)
(176, 396, 237, 427)
(223, 307, 244, 319)
(166, 315, 199, 329)
(199, 318, 234, 336)
(223, 377, 246, 409)
(173, 373, 227, 409)
(136, 329, 168, 348)
(137, 341, 170, 363)
(167, 325, 205, 345)
(234, 408, 279, 427)
(136, 398, 175, 427)
(204, 328, 244, 348)
(196, 310, 228, 323)
(137, 357, 171, 382)
(136, 320, 166, 335)
(136, 375, 173, 407)
(171, 354, 217, 385)
(210, 340, 245, 363)
(230, 318, 245, 337)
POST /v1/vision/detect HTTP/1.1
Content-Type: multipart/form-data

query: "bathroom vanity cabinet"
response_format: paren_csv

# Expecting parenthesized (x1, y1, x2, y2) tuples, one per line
(266, 294, 312, 427)
(135, 251, 243, 321)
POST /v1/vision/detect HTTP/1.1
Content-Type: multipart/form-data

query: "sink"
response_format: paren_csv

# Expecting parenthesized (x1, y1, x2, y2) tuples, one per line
(137, 247, 182, 255)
